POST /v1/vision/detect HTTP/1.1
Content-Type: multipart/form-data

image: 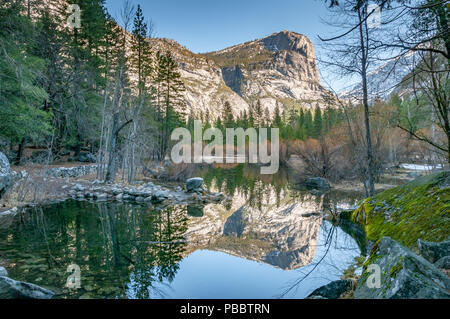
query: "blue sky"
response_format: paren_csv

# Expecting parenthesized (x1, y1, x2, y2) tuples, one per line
(104, 0, 350, 90)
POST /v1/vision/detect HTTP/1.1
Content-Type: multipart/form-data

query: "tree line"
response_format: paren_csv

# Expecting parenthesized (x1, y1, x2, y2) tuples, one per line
(0, 0, 187, 182)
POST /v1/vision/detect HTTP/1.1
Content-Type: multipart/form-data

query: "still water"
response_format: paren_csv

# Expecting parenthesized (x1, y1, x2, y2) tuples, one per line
(0, 165, 365, 299)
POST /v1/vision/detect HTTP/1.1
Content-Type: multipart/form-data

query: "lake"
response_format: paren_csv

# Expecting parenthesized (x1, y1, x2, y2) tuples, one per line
(0, 165, 365, 299)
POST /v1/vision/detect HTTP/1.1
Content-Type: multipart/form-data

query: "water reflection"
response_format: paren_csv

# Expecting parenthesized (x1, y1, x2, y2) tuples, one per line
(0, 202, 188, 299)
(0, 165, 364, 299)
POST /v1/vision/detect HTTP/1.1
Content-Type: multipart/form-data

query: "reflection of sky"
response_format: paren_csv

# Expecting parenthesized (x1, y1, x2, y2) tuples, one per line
(126, 221, 360, 299)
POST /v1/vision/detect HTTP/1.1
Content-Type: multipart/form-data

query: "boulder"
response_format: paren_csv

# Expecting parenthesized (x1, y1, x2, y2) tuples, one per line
(306, 279, 355, 299)
(186, 177, 204, 192)
(0, 207, 18, 230)
(0, 266, 8, 277)
(0, 151, 12, 199)
(305, 177, 330, 190)
(76, 152, 96, 163)
(418, 239, 450, 264)
(434, 256, 450, 270)
(354, 237, 450, 299)
(0, 276, 54, 299)
(151, 190, 169, 203)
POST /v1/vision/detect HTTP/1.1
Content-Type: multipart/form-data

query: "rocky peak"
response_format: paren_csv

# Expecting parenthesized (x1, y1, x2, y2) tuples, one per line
(261, 30, 313, 56)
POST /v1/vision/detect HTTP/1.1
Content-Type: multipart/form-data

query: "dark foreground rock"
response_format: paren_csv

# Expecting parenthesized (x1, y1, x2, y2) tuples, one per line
(0, 266, 7, 277)
(354, 237, 450, 299)
(0, 276, 54, 299)
(418, 239, 450, 264)
(305, 177, 330, 190)
(0, 207, 18, 230)
(0, 151, 12, 199)
(435, 256, 450, 270)
(306, 279, 355, 299)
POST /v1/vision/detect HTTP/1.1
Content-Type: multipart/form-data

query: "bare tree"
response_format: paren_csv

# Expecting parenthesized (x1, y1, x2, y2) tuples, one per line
(318, 0, 389, 196)
(105, 0, 134, 182)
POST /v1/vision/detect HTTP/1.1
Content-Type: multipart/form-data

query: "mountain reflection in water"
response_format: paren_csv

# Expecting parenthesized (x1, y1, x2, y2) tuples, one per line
(0, 165, 363, 299)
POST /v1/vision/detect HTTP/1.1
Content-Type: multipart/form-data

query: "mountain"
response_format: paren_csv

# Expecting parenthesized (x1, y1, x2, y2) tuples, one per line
(32, 1, 332, 120)
(184, 185, 323, 270)
(148, 31, 333, 119)
(341, 51, 419, 102)
(202, 31, 332, 115)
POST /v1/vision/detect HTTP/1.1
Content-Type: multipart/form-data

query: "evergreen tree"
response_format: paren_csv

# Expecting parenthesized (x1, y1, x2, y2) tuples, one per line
(131, 5, 152, 98)
(154, 51, 186, 159)
(0, 1, 51, 163)
(313, 106, 323, 138)
(273, 105, 282, 128)
(223, 101, 234, 128)
(304, 110, 313, 137)
(254, 100, 263, 127)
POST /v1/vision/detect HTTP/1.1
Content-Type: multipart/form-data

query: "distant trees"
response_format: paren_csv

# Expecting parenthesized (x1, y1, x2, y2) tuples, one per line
(321, 0, 449, 172)
(0, 1, 51, 164)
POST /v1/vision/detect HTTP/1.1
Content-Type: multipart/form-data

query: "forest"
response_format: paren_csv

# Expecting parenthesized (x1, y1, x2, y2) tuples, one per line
(0, 0, 448, 196)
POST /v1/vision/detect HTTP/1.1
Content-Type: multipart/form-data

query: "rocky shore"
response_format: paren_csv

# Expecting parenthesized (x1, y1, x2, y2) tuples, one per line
(0, 266, 54, 299)
(307, 237, 450, 299)
(68, 177, 225, 206)
(309, 171, 450, 299)
(0, 150, 226, 215)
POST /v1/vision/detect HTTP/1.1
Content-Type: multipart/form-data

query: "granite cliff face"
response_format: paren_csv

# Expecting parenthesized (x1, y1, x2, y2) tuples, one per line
(204, 30, 331, 115)
(34, 1, 332, 119)
(148, 31, 332, 119)
(184, 185, 323, 270)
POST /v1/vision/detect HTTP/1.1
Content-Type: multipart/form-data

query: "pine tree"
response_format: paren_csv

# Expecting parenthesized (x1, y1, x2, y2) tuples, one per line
(304, 110, 313, 137)
(313, 106, 323, 138)
(223, 101, 234, 128)
(273, 105, 282, 128)
(131, 5, 152, 98)
(254, 100, 263, 127)
(65, 0, 108, 156)
(0, 1, 51, 163)
(154, 51, 186, 159)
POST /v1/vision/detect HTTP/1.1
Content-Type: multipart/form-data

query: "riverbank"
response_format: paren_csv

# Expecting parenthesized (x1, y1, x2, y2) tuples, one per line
(1, 161, 226, 215)
(312, 170, 450, 299)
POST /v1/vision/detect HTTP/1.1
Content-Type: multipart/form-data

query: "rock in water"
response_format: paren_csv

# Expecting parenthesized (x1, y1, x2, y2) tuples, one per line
(186, 177, 204, 192)
(354, 237, 450, 299)
(151, 190, 169, 203)
(418, 239, 450, 264)
(0, 276, 54, 299)
(306, 279, 355, 299)
(0, 151, 12, 199)
(305, 177, 330, 190)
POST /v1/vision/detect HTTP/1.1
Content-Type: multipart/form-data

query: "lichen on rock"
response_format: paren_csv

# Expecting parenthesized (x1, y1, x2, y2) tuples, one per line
(349, 171, 450, 248)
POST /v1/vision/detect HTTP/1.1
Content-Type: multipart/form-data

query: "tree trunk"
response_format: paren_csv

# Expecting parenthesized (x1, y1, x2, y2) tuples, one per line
(105, 112, 120, 182)
(15, 138, 26, 166)
(358, 8, 375, 197)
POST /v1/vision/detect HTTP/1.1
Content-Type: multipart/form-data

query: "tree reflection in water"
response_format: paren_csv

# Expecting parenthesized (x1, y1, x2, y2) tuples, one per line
(0, 201, 188, 299)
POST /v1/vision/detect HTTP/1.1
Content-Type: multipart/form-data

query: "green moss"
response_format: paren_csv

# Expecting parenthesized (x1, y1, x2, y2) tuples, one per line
(350, 171, 450, 248)
(389, 259, 403, 278)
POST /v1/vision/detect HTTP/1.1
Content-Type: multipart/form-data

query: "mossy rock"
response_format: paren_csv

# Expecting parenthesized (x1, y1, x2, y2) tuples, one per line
(349, 171, 450, 248)
(354, 237, 450, 299)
